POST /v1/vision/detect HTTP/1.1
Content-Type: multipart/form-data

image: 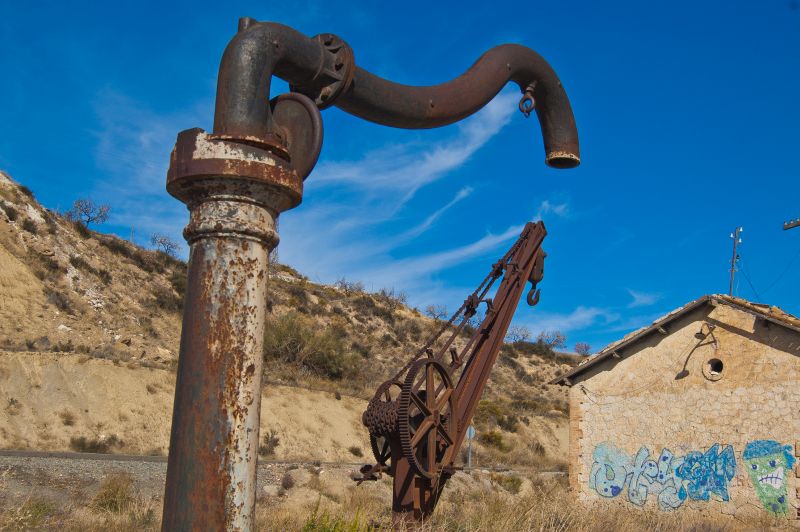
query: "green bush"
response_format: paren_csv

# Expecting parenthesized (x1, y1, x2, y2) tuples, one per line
(263, 313, 359, 380)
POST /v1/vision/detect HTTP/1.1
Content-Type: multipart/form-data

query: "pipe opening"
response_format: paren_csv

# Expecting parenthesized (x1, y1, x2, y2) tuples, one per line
(546, 152, 580, 169)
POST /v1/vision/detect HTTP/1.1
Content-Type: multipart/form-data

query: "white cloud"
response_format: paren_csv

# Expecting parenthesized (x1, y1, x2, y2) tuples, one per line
(626, 288, 662, 308)
(89, 89, 210, 251)
(280, 89, 523, 290)
(524, 306, 621, 336)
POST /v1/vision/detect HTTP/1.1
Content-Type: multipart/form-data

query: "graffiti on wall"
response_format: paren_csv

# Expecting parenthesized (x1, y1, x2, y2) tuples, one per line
(589, 442, 736, 511)
(589, 441, 795, 515)
(743, 440, 796, 515)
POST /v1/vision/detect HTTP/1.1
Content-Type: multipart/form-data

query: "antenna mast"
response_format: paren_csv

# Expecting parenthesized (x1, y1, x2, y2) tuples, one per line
(729, 226, 742, 296)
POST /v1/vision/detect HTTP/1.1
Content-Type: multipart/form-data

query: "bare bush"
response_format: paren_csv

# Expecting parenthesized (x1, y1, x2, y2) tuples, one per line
(376, 287, 407, 310)
(574, 341, 592, 355)
(335, 277, 364, 296)
(424, 304, 448, 321)
(150, 233, 179, 258)
(506, 325, 531, 343)
(537, 330, 567, 350)
(65, 198, 110, 227)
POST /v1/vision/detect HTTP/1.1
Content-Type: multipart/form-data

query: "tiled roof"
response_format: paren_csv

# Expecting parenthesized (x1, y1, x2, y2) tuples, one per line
(550, 294, 800, 385)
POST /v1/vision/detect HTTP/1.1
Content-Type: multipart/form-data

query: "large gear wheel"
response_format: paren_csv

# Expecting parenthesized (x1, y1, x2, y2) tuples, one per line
(398, 358, 457, 479)
(363, 380, 402, 465)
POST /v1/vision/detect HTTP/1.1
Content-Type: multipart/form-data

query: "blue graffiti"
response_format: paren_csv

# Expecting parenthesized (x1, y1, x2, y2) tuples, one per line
(675, 443, 736, 502)
(589, 442, 736, 511)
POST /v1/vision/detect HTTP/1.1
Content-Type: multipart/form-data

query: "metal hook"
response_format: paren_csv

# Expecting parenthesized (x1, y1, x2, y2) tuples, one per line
(518, 83, 537, 118)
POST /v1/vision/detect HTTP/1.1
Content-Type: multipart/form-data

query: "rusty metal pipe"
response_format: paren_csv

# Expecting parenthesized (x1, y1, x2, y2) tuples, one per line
(336, 47, 580, 168)
(213, 20, 328, 140)
(162, 130, 302, 530)
(213, 20, 579, 168)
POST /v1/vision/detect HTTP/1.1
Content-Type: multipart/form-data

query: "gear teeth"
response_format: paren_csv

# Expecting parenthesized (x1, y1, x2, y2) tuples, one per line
(398, 359, 454, 480)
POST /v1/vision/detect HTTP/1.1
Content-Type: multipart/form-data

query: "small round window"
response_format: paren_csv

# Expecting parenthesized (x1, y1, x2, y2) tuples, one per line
(703, 358, 724, 381)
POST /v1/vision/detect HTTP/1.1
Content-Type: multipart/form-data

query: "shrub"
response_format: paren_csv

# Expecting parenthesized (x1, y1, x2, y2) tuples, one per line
(21, 218, 37, 234)
(348, 446, 363, 457)
(281, 473, 295, 490)
(259, 430, 280, 457)
(45, 288, 73, 314)
(71, 220, 92, 239)
(70, 434, 122, 454)
(17, 185, 34, 198)
(424, 304, 448, 321)
(1, 498, 54, 529)
(263, 313, 359, 380)
(59, 410, 76, 426)
(91, 473, 134, 513)
(69, 254, 96, 274)
(152, 285, 182, 312)
(335, 277, 364, 296)
(65, 198, 109, 227)
(51, 339, 75, 353)
(149, 233, 179, 257)
(286, 283, 309, 305)
(170, 268, 186, 298)
(4, 204, 18, 221)
(376, 287, 407, 310)
(530, 440, 546, 456)
(493, 474, 523, 494)
(97, 268, 112, 284)
(478, 430, 511, 452)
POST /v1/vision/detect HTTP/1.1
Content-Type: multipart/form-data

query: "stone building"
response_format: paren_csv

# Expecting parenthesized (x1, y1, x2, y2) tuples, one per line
(551, 295, 800, 520)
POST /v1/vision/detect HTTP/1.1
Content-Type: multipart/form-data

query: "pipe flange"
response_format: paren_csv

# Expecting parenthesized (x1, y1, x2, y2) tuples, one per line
(290, 33, 355, 109)
(166, 128, 303, 213)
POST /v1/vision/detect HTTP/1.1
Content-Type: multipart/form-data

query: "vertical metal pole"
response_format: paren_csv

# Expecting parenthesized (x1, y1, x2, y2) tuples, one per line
(161, 129, 302, 531)
(729, 226, 740, 296)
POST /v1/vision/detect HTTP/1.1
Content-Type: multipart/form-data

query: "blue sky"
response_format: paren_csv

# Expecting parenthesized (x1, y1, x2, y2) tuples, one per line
(1, 0, 798, 352)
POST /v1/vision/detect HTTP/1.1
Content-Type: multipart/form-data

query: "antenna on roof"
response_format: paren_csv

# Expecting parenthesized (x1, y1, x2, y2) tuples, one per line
(729, 226, 743, 296)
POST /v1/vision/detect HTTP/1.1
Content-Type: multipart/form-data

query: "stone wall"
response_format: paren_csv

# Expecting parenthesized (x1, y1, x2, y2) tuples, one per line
(569, 302, 800, 519)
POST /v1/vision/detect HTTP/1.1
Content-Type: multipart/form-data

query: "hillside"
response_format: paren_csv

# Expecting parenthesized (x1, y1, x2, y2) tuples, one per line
(0, 170, 576, 468)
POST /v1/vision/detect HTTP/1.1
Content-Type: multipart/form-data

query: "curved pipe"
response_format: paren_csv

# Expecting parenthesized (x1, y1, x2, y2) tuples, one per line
(213, 21, 327, 140)
(213, 20, 579, 168)
(337, 46, 579, 168)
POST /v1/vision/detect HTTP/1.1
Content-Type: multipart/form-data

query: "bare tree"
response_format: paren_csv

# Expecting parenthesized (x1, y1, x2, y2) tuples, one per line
(424, 304, 448, 321)
(574, 342, 592, 355)
(66, 199, 109, 227)
(537, 330, 567, 350)
(150, 233, 179, 258)
(506, 325, 532, 343)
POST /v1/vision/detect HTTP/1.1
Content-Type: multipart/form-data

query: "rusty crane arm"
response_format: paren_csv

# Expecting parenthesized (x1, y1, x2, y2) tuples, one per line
(360, 222, 547, 521)
(163, 17, 579, 531)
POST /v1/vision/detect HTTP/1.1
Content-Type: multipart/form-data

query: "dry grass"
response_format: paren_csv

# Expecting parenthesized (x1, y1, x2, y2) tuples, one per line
(0, 474, 789, 531)
(251, 477, 788, 531)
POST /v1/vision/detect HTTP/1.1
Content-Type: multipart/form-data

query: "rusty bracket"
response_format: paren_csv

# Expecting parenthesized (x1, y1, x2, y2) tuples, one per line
(290, 33, 355, 109)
